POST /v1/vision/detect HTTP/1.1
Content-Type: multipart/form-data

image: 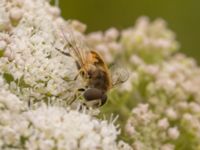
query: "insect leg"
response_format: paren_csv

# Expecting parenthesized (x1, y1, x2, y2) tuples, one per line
(69, 68, 83, 81)
(62, 71, 80, 82)
(55, 47, 83, 80)
(75, 61, 81, 70)
(67, 93, 77, 105)
(67, 88, 83, 105)
(78, 102, 90, 112)
(55, 47, 71, 57)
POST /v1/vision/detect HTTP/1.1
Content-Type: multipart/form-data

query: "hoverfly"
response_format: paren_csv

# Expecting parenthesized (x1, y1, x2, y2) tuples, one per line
(56, 24, 128, 108)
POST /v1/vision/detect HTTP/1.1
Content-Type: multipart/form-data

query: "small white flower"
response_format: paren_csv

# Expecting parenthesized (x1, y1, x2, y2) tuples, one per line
(38, 139, 55, 150)
(105, 27, 119, 41)
(15, 0, 25, 7)
(129, 55, 144, 65)
(176, 102, 188, 111)
(70, 20, 87, 33)
(132, 141, 144, 150)
(189, 102, 200, 114)
(121, 17, 179, 62)
(47, 6, 60, 18)
(87, 32, 103, 44)
(117, 141, 133, 150)
(157, 118, 169, 130)
(167, 127, 180, 140)
(165, 107, 178, 121)
(131, 104, 155, 125)
(160, 144, 175, 150)
(0, 40, 7, 50)
(0, 105, 123, 150)
(0, 89, 23, 112)
(182, 113, 193, 123)
(125, 120, 136, 136)
(1, 127, 19, 146)
(9, 7, 24, 21)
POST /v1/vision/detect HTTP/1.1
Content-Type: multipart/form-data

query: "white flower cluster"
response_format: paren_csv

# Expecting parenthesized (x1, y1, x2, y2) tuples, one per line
(0, 0, 83, 105)
(0, 0, 133, 149)
(85, 15, 200, 149)
(0, 90, 128, 150)
(1, 0, 200, 149)
(106, 18, 200, 149)
(125, 104, 179, 150)
(127, 53, 200, 147)
(121, 17, 179, 63)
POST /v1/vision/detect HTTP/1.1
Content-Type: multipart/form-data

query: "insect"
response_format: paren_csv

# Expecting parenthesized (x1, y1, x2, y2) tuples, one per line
(56, 25, 128, 108)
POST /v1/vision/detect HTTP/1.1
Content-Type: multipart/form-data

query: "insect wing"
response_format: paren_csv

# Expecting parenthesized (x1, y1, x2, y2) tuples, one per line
(109, 64, 129, 88)
(59, 25, 87, 67)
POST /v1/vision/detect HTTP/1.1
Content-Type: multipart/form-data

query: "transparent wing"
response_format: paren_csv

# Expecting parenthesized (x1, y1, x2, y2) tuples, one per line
(109, 64, 129, 88)
(58, 24, 87, 67)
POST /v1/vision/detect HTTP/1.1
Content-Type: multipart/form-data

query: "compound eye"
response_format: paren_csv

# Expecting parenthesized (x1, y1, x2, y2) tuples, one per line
(83, 88, 102, 101)
(100, 94, 107, 106)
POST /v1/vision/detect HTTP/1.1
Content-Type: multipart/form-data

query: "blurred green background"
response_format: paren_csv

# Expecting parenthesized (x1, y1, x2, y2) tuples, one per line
(59, 0, 200, 63)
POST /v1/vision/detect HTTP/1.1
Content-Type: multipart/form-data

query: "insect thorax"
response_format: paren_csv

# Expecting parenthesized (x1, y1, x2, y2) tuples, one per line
(87, 66, 110, 91)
